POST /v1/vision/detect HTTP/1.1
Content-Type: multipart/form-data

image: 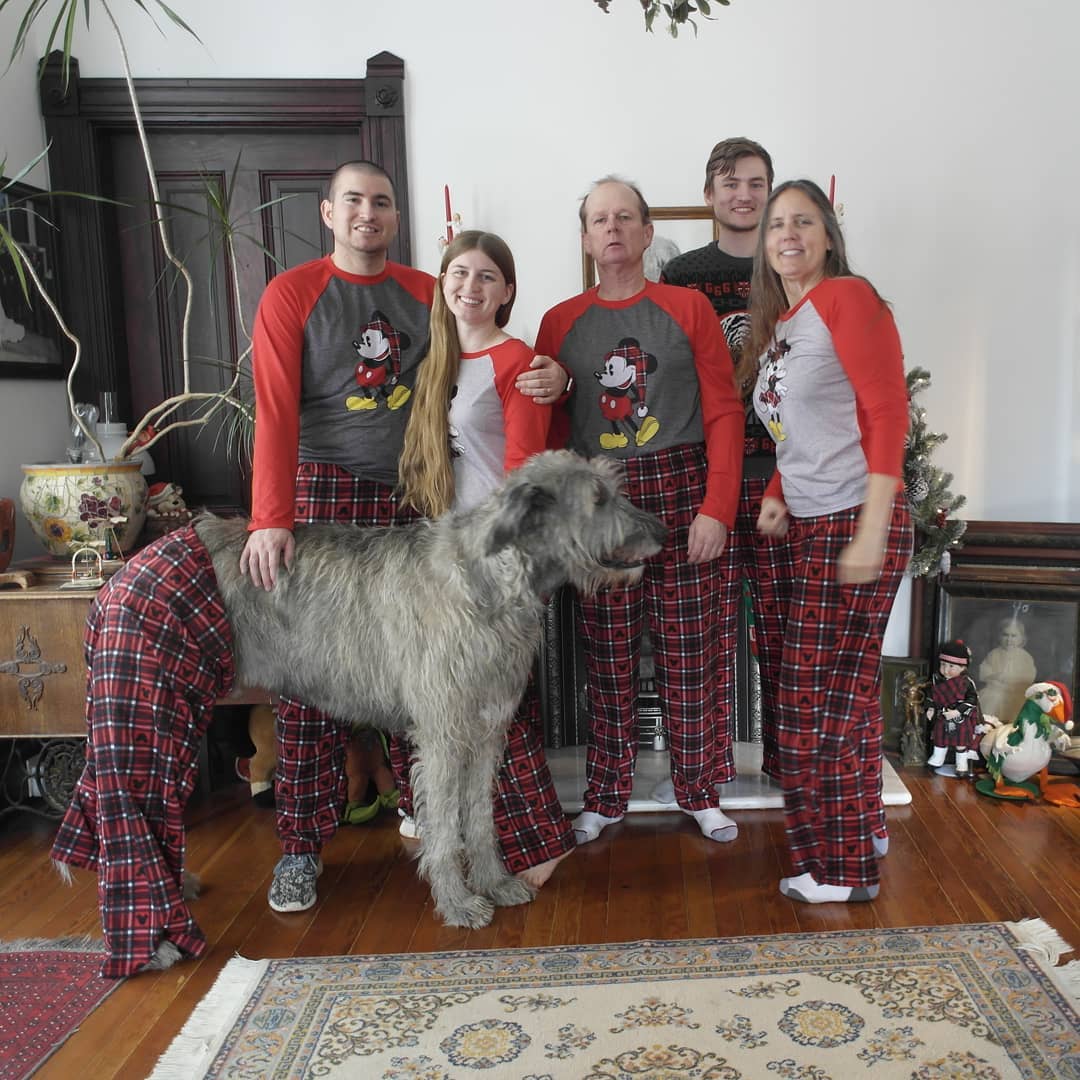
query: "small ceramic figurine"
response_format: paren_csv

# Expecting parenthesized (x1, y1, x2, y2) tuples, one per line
(926, 639, 985, 778)
(899, 669, 929, 767)
(977, 681, 1079, 805)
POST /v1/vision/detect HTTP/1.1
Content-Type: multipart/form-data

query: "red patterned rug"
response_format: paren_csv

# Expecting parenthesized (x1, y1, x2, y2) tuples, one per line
(0, 937, 119, 1080)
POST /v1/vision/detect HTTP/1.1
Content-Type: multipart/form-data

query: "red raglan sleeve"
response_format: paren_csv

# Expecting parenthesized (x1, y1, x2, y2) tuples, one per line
(396, 264, 437, 309)
(248, 273, 307, 531)
(818, 278, 908, 481)
(493, 340, 552, 472)
(535, 306, 571, 450)
(685, 291, 744, 526)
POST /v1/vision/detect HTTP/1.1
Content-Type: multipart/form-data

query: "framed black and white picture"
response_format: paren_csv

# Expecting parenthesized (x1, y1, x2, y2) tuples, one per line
(936, 569, 1079, 723)
(0, 178, 65, 379)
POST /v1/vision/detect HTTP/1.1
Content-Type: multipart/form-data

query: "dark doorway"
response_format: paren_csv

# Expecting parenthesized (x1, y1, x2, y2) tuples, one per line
(109, 130, 358, 508)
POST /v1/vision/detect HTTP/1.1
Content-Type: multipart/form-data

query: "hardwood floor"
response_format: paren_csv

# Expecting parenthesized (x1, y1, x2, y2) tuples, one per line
(3, 758, 1079, 1079)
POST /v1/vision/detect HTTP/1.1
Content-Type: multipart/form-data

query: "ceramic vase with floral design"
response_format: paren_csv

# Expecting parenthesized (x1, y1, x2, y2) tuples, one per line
(19, 462, 149, 557)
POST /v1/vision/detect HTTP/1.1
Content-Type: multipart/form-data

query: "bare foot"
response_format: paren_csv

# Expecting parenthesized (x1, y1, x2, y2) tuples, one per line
(515, 848, 573, 889)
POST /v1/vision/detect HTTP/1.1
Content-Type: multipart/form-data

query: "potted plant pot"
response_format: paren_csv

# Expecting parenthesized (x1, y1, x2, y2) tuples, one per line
(19, 461, 148, 558)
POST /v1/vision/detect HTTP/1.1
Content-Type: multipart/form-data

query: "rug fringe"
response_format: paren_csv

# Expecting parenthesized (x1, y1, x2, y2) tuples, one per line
(148, 955, 269, 1080)
(1006, 918, 1079, 1005)
(1006, 917, 1073, 964)
(0, 935, 103, 953)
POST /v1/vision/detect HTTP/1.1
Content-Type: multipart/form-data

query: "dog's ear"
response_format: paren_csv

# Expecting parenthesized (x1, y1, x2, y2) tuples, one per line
(486, 482, 556, 555)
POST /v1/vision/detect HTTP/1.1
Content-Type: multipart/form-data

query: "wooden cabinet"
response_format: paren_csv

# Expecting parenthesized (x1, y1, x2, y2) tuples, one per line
(0, 585, 95, 738)
(0, 581, 275, 740)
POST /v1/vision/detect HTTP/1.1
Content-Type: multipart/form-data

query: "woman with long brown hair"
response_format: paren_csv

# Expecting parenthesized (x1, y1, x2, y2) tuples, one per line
(396, 230, 574, 888)
(747, 179, 912, 904)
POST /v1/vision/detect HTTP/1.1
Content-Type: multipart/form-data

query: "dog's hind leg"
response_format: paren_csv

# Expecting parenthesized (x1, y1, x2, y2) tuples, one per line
(411, 730, 496, 929)
(460, 724, 534, 909)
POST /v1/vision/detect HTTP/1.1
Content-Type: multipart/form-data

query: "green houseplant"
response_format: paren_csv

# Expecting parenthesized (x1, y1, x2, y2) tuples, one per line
(1, 0, 255, 555)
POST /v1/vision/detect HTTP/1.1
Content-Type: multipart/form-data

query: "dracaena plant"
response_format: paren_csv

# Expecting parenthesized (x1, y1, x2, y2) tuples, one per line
(0, 0, 254, 465)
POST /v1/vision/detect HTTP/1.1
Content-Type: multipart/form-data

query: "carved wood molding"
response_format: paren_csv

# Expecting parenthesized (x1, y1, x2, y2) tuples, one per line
(955, 520, 1080, 564)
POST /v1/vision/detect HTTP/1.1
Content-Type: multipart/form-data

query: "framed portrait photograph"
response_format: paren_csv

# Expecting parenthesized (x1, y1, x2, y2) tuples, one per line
(581, 205, 720, 289)
(0, 178, 65, 379)
(936, 578, 1079, 723)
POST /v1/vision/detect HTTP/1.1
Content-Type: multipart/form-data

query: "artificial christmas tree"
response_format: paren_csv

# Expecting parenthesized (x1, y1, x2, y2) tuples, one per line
(904, 367, 967, 577)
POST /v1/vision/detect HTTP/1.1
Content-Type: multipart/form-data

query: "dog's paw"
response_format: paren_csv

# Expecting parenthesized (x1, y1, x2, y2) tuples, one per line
(485, 875, 535, 908)
(140, 939, 184, 972)
(439, 893, 495, 929)
(182, 870, 201, 900)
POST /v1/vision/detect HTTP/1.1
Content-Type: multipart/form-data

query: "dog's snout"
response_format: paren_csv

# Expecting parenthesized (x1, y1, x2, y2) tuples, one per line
(623, 499, 667, 551)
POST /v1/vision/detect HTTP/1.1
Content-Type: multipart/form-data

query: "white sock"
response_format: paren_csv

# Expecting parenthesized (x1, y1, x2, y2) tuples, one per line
(685, 807, 738, 842)
(872, 832, 889, 858)
(571, 810, 624, 845)
(927, 746, 947, 767)
(779, 873, 879, 904)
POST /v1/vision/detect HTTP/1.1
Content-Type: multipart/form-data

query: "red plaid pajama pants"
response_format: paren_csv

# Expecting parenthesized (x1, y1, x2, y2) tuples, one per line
(276, 463, 419, 856)
(777, 497, 912, 888)
(50, 527, 235, 977)
(487, 676, 576, 872)
(709, 469, 794, 780)
(577, 443, 724, 816)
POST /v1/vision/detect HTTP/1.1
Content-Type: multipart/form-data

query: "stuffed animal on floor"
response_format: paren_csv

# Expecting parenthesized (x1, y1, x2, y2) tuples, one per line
(976, 681, 1080, 805)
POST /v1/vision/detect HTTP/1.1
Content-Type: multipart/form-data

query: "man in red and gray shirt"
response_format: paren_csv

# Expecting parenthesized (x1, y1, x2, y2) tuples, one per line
(536, 176, 744, 846)
(242, 161, 435, 914)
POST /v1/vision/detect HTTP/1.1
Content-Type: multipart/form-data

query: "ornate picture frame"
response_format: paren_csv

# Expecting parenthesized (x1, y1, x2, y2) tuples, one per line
(928, 520, 1080, 717)
(581, 205, 720, 289)
(0, 178, 65, 379)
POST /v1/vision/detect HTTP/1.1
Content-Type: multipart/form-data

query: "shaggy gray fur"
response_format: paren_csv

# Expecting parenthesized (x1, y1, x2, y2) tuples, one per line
(195, 450, 666, 928)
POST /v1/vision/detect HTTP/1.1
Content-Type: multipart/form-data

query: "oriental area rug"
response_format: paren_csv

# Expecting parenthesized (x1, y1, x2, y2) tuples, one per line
(152, 921, 1080, 1080)
(0, 936, 117, 1080)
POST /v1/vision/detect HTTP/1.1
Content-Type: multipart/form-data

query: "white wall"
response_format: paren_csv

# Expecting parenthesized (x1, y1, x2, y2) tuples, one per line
(1, 0, 1078, 562)
(1, 3, 69, 560)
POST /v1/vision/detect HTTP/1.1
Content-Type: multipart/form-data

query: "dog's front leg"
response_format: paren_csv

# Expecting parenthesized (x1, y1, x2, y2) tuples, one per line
(461, 714, 534, 908)
(411, 727, 495, 929)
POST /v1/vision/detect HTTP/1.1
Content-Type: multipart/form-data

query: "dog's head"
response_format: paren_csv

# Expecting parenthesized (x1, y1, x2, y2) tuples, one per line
(485, 450, 666, 595)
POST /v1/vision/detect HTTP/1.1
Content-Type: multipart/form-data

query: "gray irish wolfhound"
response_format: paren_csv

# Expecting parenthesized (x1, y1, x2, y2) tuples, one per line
(197, 450, 666, 928)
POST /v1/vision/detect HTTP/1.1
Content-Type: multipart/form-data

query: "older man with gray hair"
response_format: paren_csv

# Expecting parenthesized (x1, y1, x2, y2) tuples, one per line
(535, 175, 744, 846)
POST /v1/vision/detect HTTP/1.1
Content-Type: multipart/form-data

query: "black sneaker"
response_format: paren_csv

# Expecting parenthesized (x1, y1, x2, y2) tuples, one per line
(268, 854, 323, 913)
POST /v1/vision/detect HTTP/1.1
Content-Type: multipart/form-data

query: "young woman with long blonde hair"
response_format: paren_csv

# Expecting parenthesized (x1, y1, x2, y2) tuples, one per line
(396, 230, 574, 889)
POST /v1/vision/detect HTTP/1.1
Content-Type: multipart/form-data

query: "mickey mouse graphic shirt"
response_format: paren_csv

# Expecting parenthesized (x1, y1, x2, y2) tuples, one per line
(449, 337, 551, 512)
(249, 255, 435, 530)
(751, 277, 907, 518)
(536, 281, 743, 526)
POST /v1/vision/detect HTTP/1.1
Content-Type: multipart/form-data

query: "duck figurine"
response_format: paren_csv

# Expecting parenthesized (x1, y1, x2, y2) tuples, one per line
(976, 681, 1079, 805)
